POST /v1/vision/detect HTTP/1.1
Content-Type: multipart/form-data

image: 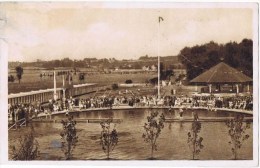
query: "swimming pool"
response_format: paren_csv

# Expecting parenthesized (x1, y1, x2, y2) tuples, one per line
(8, 108, 253, 160)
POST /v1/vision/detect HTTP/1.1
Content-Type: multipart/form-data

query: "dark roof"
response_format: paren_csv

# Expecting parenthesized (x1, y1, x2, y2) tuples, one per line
(190, 62, 252, 83)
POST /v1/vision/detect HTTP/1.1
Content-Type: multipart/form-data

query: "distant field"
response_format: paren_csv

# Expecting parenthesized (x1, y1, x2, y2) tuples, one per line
(8, 70, 157, 94)
(87, 73, 157, 85)
(8, 68, 199, 96)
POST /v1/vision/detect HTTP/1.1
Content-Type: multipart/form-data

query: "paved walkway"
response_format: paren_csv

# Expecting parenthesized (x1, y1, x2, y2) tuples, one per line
(35, 105, 253, 118)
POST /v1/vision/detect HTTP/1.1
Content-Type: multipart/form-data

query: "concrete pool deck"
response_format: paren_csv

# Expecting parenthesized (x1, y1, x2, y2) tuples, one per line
(36, 105, 253, 117)
(31, 116, 253, 123)
(26, 105, 253, 124)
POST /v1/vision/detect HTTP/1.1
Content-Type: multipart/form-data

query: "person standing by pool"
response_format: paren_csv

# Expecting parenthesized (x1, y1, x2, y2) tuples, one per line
(179, 108, 184, 120)
(11, 106, 15, 124)
(192, 111, 199, 121)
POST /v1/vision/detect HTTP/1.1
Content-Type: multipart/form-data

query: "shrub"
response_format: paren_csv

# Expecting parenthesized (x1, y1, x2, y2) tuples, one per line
(125, 79, 133, 84)
(100, 119, 118, 159)
(8, 75, 15, 82)
(187, 112, 204, 160)
(111, 83, 119, 90)
(149, 77, 158, 85)
(225, 114, 251, 160)
(79, 73, 85, 81)
(60, 115, 78, 160)
(142, 111, 165, 159)
(10, 126, 39, 160)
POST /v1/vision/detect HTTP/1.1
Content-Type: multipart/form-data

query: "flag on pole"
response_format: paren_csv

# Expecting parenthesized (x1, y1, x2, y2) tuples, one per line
(159, 16, 164, 23)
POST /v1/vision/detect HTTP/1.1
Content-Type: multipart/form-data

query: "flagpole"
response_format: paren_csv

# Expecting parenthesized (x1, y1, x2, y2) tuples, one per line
(62, 74, 65, 87)
(69, 73, 71, 85)
(157, 17, 161, 99)
(53, 70, 57, 101)
(62, 74, 65, 100)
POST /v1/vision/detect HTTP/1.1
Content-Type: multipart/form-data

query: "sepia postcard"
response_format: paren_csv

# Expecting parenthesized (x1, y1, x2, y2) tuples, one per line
(0, 1, 259, 167)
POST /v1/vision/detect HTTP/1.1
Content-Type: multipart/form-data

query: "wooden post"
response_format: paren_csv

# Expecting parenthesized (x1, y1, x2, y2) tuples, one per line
(236, 84, 239, 94)
(209, 84, 212, 93)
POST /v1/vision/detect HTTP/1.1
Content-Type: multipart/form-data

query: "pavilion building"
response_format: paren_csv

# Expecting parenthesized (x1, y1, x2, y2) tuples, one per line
(190, 62, 252, 94)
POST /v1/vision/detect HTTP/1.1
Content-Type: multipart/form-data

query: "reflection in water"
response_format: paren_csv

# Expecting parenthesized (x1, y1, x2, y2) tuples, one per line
(168, 123, 172, 130)
(9, 108, 253, 160)
(179, 121, 183, 129)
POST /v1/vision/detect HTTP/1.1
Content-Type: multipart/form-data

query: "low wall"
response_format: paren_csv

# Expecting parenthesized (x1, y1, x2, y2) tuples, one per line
(35, 105, 253, 119)
(119, 83, 148, 87)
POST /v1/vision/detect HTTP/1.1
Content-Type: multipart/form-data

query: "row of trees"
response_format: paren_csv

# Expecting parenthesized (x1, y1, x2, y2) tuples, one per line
(9, 56, 182, 71)
(9, 65, 86, 84)
(10, 62, 174, 85)
(9, 38, 252, 83)
(179, 39, 253, 81)
(10, 112, 251, 160)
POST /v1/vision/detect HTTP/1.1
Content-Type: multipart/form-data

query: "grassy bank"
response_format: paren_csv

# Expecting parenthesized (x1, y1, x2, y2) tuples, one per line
(8, 71, 157, 94)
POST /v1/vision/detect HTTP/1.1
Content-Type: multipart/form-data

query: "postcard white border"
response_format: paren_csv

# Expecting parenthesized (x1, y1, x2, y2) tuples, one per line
(0, 1, 259, 167)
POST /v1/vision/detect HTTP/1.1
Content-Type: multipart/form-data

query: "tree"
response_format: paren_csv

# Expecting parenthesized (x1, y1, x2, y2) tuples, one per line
(149, 77, 158, 85)
(187, 112, 204, 160)
(159, 62, 164, 78)
(15, 66, 23, 84)
(125, 79, 133, 84)
(8, 75, 15, 82)
(139, 55, 149, 60)
(239, 39, 253, 77)
(178, 39, 253, 80)
(225, 114, 250, 160)
(162, 69, 174, 80)
(176, 74, 186, 82)
(142, 111, 165, 159)
(10, 126, 39, 160)
(61, 58, 73, 67)
(60, 115, 78, 160)
(205, 50, 219, 69)
(224, 42, 239, 68)
(100, 119, 118, 159)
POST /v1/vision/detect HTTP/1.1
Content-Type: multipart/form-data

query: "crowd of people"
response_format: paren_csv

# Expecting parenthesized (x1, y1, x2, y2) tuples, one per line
(178, 95, 253, 111)
(8, 102, 43, 125)
(8, 93, 253, 125)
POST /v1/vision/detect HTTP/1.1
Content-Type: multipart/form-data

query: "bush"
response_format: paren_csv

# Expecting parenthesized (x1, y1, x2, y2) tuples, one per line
(225, 114, 250, 160)
(10, 126, 39, 160)
(149, 77, 158, 85)
(8, 75, 15, 82)
(111, 83, 118, 90)
(142, 111, 165, 159)
(79, 73, 85, 81)
(125, 79, 133, 84)
(60, 115, 78, 160)
(187, 112, 204, 160)
(100, 119, 118, 159)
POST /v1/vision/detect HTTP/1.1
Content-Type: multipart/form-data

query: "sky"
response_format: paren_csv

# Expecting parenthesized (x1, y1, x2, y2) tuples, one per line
(0, 2, 255, 62)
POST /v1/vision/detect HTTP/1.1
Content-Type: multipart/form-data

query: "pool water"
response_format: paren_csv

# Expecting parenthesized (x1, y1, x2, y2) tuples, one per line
(9, 109, 253, 160)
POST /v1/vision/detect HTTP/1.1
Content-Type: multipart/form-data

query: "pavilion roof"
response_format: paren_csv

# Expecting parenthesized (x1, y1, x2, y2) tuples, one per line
(190, 62, 252, 84)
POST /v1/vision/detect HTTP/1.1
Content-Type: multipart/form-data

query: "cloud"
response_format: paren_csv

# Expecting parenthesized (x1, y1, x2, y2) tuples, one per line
(2, 2, 254, 62)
